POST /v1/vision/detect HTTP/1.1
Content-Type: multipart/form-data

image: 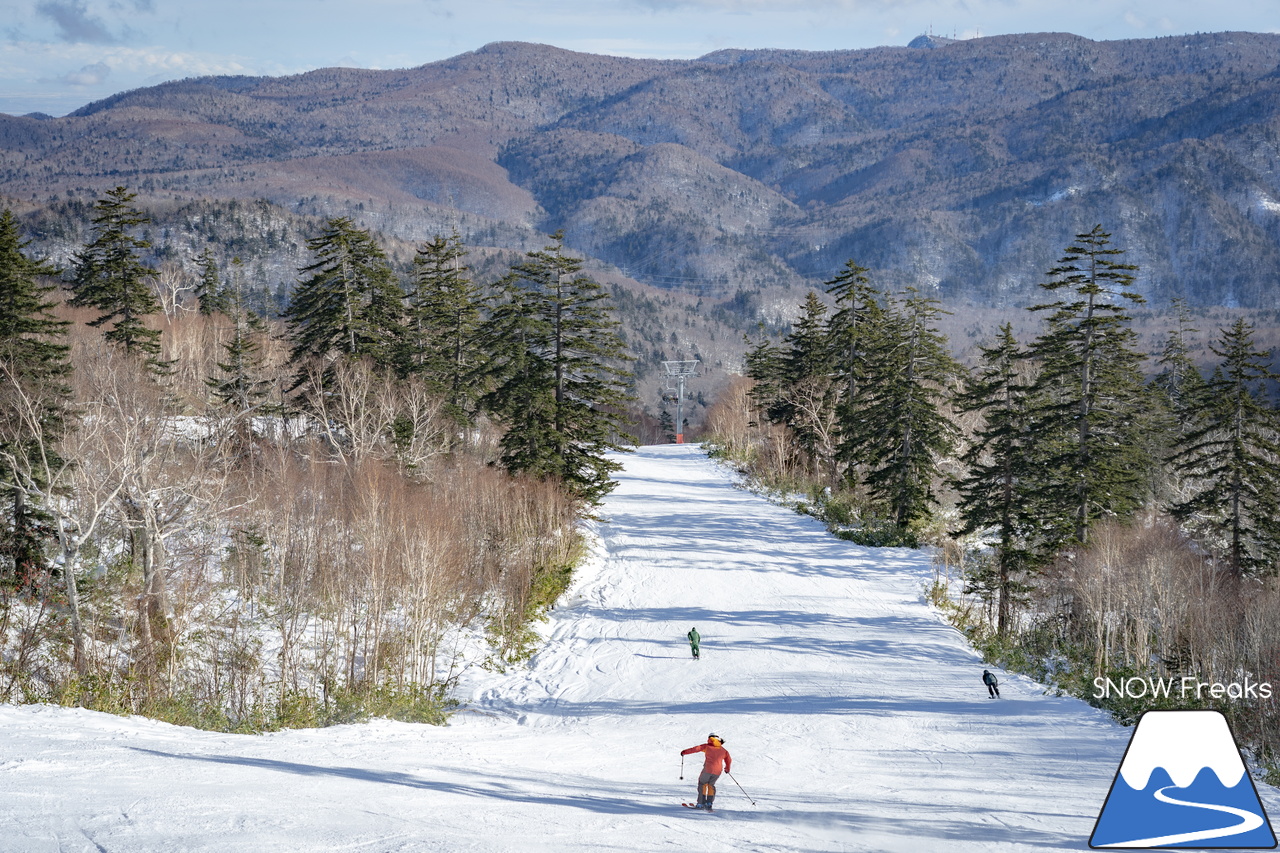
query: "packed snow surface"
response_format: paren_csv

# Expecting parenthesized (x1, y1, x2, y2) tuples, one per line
(4, 444, 1272, 851)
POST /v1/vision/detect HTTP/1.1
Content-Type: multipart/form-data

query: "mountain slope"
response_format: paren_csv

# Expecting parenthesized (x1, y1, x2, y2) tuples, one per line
(2, 444, 1244, 852)
(7, 34, 1280, 306)
(4, 34, 1280, 306)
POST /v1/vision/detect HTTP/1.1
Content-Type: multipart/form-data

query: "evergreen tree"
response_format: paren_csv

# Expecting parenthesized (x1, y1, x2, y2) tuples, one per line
(743, 331, 786, 424)
(1171, 319, 1280, 575)
(207, 259, 271, 417)
(824, 260, 889, 484)
(659, 408, 676, 443)
(955, 323, 1039, 634)
(1151, 298, 1205, 417)
(284, 217, 403, 390)
(401, 233, 485, 428)
(745, 293, 840, 479)
(0, 209, 72, 587)
(1148, 298, 1206, 504)
(482, 233, 633, 504)
(1026, 225, 1150, 548)
(777, 291, 840, 480)
(781, 292, 834, 384)
(67, 186, 163, 365)
(854, 288, 962, 530)
(194, 248, 229, 315)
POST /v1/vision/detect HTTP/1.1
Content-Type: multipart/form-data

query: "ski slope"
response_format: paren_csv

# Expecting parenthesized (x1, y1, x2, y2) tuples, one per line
(2, 443, 1267, 851)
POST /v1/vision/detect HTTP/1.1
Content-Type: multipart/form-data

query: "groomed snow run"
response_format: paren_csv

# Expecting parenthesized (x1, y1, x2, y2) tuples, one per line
(4, 444, 1274, 851)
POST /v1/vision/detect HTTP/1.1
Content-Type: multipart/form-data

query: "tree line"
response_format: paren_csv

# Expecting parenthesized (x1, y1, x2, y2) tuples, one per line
(709, 224, 1280, 766)
(0, 187, 633, 728)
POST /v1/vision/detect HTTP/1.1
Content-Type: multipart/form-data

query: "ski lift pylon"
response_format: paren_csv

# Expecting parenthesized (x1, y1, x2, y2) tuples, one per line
(660, 359, 699, 444)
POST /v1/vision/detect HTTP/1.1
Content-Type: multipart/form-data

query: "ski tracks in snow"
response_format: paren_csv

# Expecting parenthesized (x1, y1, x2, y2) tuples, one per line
(461, 445, 1143, 851)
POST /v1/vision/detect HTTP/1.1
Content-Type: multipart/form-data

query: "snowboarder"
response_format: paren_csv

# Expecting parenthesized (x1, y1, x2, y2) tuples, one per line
(681, 733, 731, 810)
(687, 627, 700, 659)
(983, 669, 1000, 698)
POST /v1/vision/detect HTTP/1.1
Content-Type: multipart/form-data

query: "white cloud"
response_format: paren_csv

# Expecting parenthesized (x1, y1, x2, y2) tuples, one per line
(1, 36, 295, 112)
(5, 40, 265, 94)
(58, 60, 110, 85)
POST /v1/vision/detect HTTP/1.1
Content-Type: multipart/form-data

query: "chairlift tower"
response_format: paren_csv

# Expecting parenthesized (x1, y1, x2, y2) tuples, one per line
(661, 360, 699, 444)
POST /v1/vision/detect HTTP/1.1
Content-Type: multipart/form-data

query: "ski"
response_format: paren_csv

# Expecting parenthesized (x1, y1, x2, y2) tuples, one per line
(681, 803, 717, 811)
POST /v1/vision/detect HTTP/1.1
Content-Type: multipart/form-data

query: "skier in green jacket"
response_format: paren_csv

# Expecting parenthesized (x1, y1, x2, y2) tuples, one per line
(687, 627, 700, 659)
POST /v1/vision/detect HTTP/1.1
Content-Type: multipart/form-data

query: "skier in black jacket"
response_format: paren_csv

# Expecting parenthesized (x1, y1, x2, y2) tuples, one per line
(983, 669, 1000, 698)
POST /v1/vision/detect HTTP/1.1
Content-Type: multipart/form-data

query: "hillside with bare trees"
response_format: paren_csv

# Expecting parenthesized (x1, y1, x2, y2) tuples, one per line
(3, 33, 1280, 309)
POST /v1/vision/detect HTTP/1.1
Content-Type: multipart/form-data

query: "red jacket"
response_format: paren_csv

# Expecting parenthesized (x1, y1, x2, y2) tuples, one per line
(681, 742, 731, 774)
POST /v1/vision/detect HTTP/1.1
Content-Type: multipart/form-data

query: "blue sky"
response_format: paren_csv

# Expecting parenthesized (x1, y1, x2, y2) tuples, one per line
(2, 0, 1277, 116)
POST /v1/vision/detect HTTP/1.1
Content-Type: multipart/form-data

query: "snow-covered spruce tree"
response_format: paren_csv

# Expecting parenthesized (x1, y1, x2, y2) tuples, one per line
(0, 210, 72, 588)
(1171, 318, 1280, 575)
(1025, 225, 1151, 549)
(284, 217, 403, 392)
(481, 232, 633, 505)
(399, 232, 486, 431)
(955, 323, 1040, 635)
(67, 186, 164, 369)
(849, 288, 962, 531)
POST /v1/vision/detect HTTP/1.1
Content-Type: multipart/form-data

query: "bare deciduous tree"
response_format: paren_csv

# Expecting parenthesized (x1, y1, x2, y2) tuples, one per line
(155, 261, 195, 322)
(0, 343, 130, 674)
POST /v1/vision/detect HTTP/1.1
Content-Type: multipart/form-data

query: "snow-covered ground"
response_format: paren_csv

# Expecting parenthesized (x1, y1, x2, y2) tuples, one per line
(3, 444, 1269, 851)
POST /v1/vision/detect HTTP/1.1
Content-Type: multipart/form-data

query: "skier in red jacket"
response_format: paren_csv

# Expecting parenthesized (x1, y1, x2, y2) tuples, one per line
(681, 734, 731, 811)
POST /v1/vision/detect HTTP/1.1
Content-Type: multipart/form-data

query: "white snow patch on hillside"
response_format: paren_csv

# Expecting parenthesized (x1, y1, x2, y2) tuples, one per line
(1029, 185, 1083, 207)
(2, 444, 1275, 851)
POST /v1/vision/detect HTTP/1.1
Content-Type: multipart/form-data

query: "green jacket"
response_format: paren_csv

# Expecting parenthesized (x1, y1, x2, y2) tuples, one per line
(687, 628, 700, 647)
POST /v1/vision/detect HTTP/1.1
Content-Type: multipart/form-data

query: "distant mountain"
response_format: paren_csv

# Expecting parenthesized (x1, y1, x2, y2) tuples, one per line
(3, 33, 1280, 307)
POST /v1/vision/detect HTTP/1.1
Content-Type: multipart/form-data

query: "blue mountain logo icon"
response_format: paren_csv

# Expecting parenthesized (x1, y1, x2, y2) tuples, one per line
(1091, 710, 1277, 849)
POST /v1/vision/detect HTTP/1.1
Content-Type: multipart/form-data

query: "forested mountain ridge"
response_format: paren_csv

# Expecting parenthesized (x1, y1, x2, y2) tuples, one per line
(3, 33, 1280, 306)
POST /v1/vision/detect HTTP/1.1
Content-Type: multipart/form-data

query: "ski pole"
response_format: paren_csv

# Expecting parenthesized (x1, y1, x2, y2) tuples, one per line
(726, 771, 755, 805)
(680, 754, 684, 780)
